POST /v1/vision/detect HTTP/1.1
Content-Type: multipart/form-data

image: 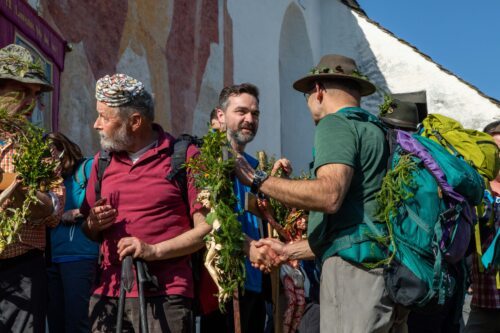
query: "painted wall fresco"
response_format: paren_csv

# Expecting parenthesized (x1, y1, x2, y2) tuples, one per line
(38, 0, 233, 155)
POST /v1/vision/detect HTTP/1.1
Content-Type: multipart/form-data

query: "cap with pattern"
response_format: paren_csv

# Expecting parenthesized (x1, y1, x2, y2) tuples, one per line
(95, 74, 145, 107)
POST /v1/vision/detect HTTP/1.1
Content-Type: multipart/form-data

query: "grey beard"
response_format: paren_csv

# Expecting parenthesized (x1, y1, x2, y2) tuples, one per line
(99, 122, 133, 152)
(228, 128, 255, 147)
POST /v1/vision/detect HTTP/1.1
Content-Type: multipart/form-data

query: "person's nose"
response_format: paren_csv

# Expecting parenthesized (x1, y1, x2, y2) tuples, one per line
(93, 118, 101, 130)
(243, 112, 256, 124)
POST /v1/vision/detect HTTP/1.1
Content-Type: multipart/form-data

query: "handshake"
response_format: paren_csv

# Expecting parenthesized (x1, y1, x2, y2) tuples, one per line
(248, 237, 300, 274)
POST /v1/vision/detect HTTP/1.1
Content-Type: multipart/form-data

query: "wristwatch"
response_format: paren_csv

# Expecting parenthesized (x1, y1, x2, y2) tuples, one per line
(251, 170, 269, 194)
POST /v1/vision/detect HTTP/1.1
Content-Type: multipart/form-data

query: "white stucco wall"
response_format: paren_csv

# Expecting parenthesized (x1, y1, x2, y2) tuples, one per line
(352, 11, 500, 130)
(227, 0, 500, 173)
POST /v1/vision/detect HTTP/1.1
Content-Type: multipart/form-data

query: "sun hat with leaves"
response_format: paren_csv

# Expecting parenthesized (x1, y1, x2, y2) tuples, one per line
(293, 54, 376, 96)
(0, 44, 52, 92)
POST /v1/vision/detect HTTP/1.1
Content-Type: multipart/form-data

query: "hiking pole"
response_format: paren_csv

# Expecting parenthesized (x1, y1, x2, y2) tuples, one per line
(116, 255, 134, 333)
(136, 260, 149, 333)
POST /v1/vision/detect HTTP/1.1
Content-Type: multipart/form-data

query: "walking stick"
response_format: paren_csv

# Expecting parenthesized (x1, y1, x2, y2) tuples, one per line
(268, 224, 282, 333)
(233, 289, 241, 333)
(136, 260, 149, 333)
(116, 257, 157, 333)
(116, 256, 134, 333)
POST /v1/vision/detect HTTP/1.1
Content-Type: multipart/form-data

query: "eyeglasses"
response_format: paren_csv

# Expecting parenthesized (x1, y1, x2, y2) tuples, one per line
(303, 83, 322, 102)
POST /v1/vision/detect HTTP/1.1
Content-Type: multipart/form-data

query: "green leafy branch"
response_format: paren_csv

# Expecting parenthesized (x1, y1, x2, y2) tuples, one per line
(257, 152, 289, 226)
(0, 108, 61, 253)
(185, 129, 245, 309)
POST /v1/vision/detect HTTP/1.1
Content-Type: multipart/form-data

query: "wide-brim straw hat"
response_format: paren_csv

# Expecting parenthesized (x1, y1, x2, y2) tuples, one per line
(0, 44, 53, 92)
(293, 54, 376, 96)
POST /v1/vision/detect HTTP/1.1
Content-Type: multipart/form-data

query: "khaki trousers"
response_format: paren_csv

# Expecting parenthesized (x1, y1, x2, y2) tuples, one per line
(320, 256, 408, 333)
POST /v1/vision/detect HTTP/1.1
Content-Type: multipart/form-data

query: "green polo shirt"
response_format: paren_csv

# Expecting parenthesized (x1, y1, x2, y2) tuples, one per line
(307, 107, 389, 264)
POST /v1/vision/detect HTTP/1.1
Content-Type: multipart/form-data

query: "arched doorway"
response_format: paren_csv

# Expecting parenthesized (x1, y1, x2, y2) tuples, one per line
(279, 3, 314, 174)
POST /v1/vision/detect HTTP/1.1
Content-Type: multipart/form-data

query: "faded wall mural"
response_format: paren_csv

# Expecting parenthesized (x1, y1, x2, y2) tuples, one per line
(39, 0, 233, 155)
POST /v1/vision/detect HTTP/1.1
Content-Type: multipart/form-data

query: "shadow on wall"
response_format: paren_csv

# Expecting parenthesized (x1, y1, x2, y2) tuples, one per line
(279, 1, 389, 175)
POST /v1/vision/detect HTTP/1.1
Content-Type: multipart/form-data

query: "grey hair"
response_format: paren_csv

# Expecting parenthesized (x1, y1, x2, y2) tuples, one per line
(116, 90, 155, 121)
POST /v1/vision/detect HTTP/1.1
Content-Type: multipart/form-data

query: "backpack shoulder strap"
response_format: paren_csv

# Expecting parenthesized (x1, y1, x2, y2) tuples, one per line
(166, 134, 202, 212)
(95, 150, 112, 201)
(74, 158, 92, 189)
(385, 128, 399, 171)
(166, 134, 195, 182)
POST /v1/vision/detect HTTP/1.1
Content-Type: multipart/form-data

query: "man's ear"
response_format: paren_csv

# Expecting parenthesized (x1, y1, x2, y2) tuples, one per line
(129, 113, 143, 131)
(216, 108, 226, 129)
(317, 84, 324, 103)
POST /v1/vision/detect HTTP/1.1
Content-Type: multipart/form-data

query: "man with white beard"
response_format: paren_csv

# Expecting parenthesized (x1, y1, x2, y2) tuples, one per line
(81, 74, 211, 333)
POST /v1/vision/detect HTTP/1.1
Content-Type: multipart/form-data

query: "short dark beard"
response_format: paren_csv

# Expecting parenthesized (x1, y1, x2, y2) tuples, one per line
(228, 127, 255, 147)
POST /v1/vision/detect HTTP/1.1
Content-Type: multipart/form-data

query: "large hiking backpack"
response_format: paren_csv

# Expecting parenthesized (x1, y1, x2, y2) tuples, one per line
(94, 134, 218, 315)
(420, 114, 500, 181)
(380, 129, 484, 311)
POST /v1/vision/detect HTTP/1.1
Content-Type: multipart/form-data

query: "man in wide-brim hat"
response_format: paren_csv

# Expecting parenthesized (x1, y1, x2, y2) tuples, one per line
(0, 44, 63, 333)
(235, 54, 408, 332)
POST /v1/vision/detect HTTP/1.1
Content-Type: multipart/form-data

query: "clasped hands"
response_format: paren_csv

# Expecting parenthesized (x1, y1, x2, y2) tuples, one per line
(249, 237, 295, 274)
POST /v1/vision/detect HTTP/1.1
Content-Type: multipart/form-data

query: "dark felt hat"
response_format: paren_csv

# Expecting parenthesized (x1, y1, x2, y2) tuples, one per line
(483, 120, 500, 135)
(293, 54, 376, 96)
(380, 98, 419, 131)
(392, 90, 427, 123)
(0, 44, 52, 92)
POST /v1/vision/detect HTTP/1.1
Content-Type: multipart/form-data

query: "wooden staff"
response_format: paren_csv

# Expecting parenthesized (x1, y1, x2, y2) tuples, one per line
(268, 224, 282, 333)
(233, 289, 241, 333)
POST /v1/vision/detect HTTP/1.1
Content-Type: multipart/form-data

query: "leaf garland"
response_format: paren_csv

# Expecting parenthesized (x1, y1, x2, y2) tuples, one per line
(308, 65, 369, 81)
(0, 108, 61, 253)
(185, 129, 245, 308)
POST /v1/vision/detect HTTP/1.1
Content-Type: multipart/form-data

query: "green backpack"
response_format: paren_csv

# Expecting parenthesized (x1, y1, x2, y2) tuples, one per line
(380, 129, 484, 311)
(420, 114, 500, 181)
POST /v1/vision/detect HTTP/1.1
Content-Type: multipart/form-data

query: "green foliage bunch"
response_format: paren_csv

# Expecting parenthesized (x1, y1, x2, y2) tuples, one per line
(378, 94, 396, 117)
(257, 153, 289, 226)
(0, 108, 60, 253)
(373, 153, 418, 267)
(185, 129, 245, 308)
